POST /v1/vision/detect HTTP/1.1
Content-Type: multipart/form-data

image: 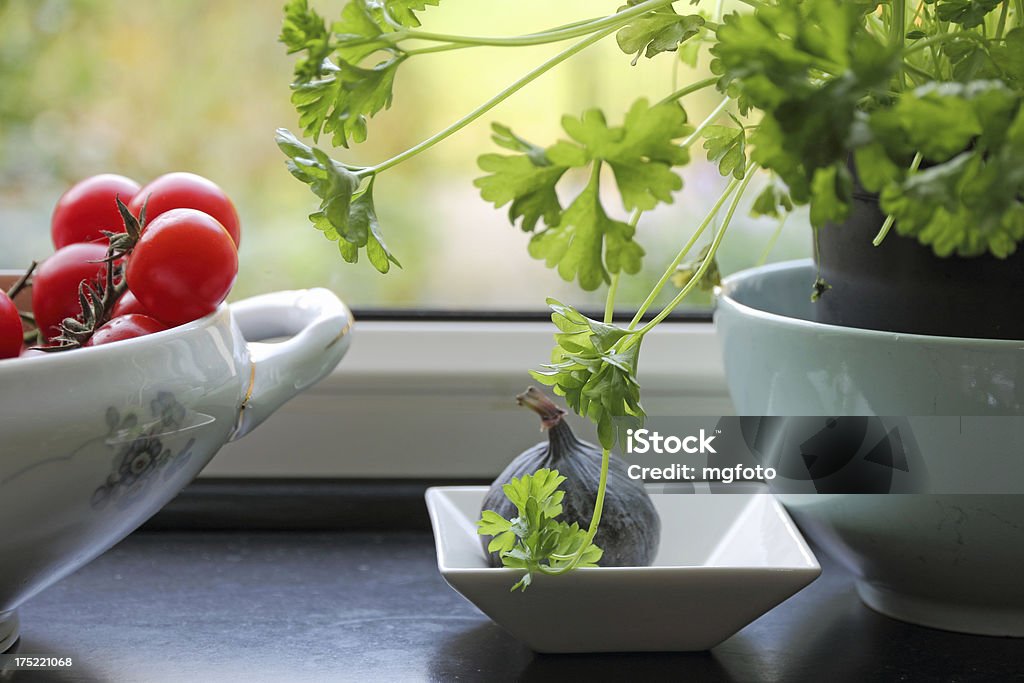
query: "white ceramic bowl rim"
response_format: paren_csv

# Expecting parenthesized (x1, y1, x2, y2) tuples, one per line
(718, 259, 1024, 347)
(428, 487, 820, 573)
(0, 302, 228, 373)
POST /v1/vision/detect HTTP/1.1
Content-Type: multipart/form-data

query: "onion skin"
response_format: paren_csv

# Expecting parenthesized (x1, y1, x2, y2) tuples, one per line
(480, 388, 660, 568)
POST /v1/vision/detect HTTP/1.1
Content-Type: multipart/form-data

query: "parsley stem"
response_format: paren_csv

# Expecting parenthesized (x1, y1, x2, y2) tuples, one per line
(626, 174, 743, 331)
(680, 96, 731, 149)
(657, 76, 718, 106)
(581, 447, 611, 562)
(893, 0, 907, 90)
(905, 62, 934, 83)
(902, 31, 962, 55)
(874, 181, 908, 244)
(635, 165, 757, 336)
(399, 0, 678, 49)
(605, 273, 621, 324)
(601, 211, 642, 323)
(756, 215, 788, 267)
(524, 16, 608, 37)
(403, 43, 475, 57)
(404, 15, 617, 56)
(365, 27, 617, 176)
(996, 0, 1010, 39)
(873, 152, 922, 246)
(540, 447, 611, 575)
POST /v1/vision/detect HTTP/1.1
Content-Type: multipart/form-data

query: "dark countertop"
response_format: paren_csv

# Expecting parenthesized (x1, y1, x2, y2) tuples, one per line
(5, 530, 1024, 683)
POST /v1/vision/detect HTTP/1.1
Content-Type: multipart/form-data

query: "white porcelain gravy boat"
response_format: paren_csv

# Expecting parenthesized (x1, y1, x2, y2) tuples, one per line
(0, 288, 352, 651)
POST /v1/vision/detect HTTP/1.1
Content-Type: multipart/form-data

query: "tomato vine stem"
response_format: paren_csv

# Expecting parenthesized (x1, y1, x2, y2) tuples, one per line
(5, 261, 36, 300)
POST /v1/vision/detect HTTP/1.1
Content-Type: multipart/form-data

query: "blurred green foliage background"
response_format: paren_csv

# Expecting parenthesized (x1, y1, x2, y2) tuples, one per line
(0, 0, 810, 311)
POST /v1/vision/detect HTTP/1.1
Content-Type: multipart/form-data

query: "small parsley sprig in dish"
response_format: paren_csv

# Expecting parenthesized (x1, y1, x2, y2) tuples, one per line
(478, 468, 603, 591)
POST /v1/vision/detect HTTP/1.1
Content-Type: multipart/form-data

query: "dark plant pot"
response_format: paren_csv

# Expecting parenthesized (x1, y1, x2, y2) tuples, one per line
(813, 192, 1024, 340)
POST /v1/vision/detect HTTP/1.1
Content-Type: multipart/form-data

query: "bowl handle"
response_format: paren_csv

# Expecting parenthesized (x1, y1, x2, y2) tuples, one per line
(227, 288, 353, 441)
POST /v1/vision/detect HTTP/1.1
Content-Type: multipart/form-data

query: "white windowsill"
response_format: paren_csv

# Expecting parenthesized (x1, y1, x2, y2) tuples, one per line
(203, 320, 733, 478)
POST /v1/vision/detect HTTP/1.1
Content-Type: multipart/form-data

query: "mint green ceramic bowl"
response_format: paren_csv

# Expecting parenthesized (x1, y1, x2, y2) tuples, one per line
(715, 259, 1024, 636)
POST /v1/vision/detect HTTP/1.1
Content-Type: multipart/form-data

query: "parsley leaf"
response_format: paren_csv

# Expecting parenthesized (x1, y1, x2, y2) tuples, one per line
(869, 81, 993, 161)
(474, 125, 567, 232)
(616, 5, 705, 64)
(711, 0, 896, 227)
(334, 0, 442, 40)
(991, 28, 1024, 86)
(549, 100, 691, 212)
(862, 80, 1024, 257)
(381, 0, 442, 28)
(851, 141, 902, 194)
(291, 55, 404, 147)
(934, 0, 1002, 28)
(283, 0, 441, 148)
(502, 467, 567, 514)
(528, 166, 644, 290)
(331, 0, 390, 63)
(476, 155, 566, 233)
(881, 123, 1024, 259)
(942, 35, 1000, 82)
(809, 163, 853, 227)
(281, 0, 334, 83)
(489, 122, 551, 166)
(671, 243, 721, 291)
(530, 300, 643, 449)
(276, 128, 400, 273)
(477, 468, 602, 591)
(702, 121, 747, 179)
(749, 177, 794, 218)
(478, 100, 689, 290)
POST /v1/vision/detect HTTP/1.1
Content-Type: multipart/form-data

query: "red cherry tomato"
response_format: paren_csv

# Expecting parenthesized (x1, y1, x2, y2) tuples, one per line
(0, 291, 23, 359)
(85, 314, 167, 346)
(111, 289, 155, 320)
(51, 174, 140, 249)
(32, 242, 108, 341)
(126, 208, 238, 326)
(129, 172, 241, 247)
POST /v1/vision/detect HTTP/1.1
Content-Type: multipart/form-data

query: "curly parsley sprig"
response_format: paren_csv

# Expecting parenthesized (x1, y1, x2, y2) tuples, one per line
(278, 0, 704, 272)
(478, 468, 604, 591)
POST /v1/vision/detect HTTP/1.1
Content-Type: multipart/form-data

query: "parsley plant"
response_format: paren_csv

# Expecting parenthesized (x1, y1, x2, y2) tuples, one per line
(281, 0, 1024, 584)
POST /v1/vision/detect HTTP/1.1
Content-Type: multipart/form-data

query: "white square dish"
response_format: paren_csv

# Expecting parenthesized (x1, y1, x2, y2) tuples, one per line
(425, 486, 820, 653)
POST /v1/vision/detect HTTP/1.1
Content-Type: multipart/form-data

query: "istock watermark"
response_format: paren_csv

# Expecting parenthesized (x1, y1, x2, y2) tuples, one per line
(626, 428, 718, 454)
(625, 462, 778, 484)
(624, 427, 777, 485)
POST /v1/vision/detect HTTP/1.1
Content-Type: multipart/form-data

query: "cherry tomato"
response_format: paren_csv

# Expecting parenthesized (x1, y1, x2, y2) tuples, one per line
(32, 242, 108, 341)
(0, 291, 23, 359)
(111, 289, 155, 320)
(129, 172, 241, 247)
(85, 314, 167, 346)
(51, 174, 140, 249)
(126, 208, 237, 326)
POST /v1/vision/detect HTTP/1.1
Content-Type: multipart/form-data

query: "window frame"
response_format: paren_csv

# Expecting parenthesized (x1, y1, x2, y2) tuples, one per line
(203, 317, 732, 479)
